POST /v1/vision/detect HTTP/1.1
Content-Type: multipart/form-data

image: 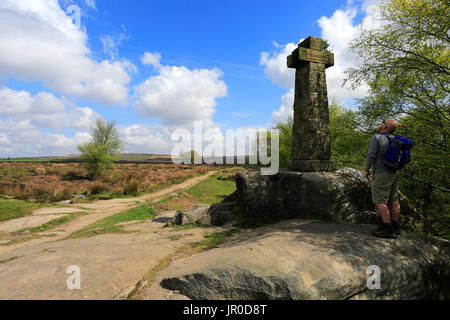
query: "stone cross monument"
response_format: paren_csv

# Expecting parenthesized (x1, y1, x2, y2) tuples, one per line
(287, 36, 334, 172)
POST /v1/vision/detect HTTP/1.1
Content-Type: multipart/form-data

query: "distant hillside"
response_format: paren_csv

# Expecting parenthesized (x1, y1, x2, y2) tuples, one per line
(0, 154, 257, 165)
(0, 153, 177, 163)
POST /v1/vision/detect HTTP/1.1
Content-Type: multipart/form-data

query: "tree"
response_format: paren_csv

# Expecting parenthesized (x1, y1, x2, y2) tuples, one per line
(345, 0, 449, 238)
(78, 119, 123, 180)
(273, 116, 293, 168)
(328, 100, 369, 169)
(273, 101, 367, 169)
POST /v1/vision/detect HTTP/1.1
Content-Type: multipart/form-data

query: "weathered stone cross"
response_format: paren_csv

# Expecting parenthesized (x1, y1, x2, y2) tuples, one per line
(287, 36, 335, 172)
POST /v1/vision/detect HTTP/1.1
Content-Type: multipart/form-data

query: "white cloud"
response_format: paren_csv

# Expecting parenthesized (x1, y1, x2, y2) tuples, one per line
(0, 133, 11, 145)
(0, 0, 132, 105)
(0, 117, 91, 157)
(70, 106, 103, 129)
(141, 52, 162, 69)
(119, 121, 266, 157)
(134, 55, 228, 125)
(260, 42, 297, 91)
(84, 0, 97, 10)
(0, 87, 102, 129)
(100, 26, 130, 61)
(271, 89, 294, 124)
(121, 124, 173, 154)
(262, 0, 381, 123)
(318, 8, 370, 100)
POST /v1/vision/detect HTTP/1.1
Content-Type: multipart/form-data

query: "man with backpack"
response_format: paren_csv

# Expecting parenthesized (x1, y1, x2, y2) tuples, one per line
(364, 119, 403, 239)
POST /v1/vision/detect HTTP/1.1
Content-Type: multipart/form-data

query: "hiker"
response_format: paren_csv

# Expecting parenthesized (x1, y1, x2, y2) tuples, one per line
(364, 119, 401, 238)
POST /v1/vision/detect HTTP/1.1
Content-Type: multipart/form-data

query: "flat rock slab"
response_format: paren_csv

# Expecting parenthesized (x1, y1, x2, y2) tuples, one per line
(155, 220, 450, 300)
(32, 207, 87, 216)
(0, 214, 69, 233)
(0, 222, 219, 300)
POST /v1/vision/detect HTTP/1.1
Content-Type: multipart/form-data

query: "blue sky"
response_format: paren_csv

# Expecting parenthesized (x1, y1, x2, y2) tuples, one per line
(0, 0, 378, 157)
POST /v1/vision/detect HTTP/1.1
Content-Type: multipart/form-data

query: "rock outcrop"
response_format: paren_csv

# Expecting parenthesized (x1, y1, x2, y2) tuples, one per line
(169, 201, 237, 226)
(171, 205, 211, 225)
(158, 220, 450, 300)
(235, 168, 430, 231)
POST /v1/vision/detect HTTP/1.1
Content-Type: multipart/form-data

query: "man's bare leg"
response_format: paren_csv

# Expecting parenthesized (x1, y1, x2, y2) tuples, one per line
(388, 201, 401, 233)
(375, 203, 391, 223)
(388, 201, 400, 222)
(373, 203, 395, 238)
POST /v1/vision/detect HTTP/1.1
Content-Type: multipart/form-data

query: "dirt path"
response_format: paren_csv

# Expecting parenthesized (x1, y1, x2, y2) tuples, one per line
(0, 171, 229, 299)
(0, 171, 216, 256)
(0, 213, 227, 299)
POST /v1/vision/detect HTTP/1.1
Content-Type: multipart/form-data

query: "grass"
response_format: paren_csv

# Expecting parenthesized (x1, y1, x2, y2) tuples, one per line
(0, 199, 45, 222)
(169, 221, 210, 231)
(151, 168, 242, 215)
(0, 162, 218, 203)
(62, 168, 243, 239)
(0, 256, 23, 264)
(169, 235, 182, 241)
(185, 172, 237, 204)
(2, 235, 40, 246)
(66, 204, 156, 239)
(11, 212, 88, 236)
(189, 229, 239, 249)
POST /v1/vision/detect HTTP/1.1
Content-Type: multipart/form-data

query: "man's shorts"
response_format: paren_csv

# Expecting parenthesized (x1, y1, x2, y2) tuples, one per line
(371, 170, 399, 204)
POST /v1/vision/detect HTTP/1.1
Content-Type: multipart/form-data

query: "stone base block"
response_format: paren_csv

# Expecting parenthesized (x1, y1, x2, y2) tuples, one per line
(235, 168, 375, 224)
(289, 159, 334, 172)
(235, 168, 422, 227)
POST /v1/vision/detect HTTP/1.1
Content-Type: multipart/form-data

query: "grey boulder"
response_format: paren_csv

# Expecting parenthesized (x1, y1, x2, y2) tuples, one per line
(159, 220, 450, 300)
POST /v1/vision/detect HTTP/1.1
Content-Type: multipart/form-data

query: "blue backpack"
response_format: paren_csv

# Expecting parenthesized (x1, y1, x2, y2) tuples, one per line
(381, 133, 414, 170)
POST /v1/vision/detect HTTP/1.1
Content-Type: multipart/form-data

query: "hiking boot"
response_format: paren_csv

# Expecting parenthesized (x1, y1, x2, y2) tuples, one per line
(372, 224, 396, 239)
(391, 221, 401, 236)
(376, 223, 401, 236)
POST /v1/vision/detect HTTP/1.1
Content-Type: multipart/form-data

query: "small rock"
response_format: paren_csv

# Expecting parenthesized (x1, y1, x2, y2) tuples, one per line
(54, 200, 71, 205)
(171, 205, 211, 225)
(206, 202, 236, 226)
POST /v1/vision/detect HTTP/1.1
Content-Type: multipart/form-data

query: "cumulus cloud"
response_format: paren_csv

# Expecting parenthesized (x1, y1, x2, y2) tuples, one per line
(119, 121, 266, 157)
(134, 54, 228, 125)
(271, 89, 294, 124)
(120, 124, 174, 155)
(262, 0, 382, 123)
(260, 42, 297, 91)
(0, 0, 132, 105)
(0, 117, 91, 157)
(0, 133, 10, 145)
(141, 52, 162, 69)
(0, 87, 102, 129)
(317, 8, 369, 100)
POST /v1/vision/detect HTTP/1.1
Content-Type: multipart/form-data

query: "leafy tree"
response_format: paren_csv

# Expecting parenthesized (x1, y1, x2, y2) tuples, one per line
(345, 0, 449, 238)
(78, 119, 123, 180)
(273, 116, 293, 168)
(273, 101, 367, 169)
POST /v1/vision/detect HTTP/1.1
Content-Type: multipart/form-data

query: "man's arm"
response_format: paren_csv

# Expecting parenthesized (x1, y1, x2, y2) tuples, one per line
(365, 135, 378, 180)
